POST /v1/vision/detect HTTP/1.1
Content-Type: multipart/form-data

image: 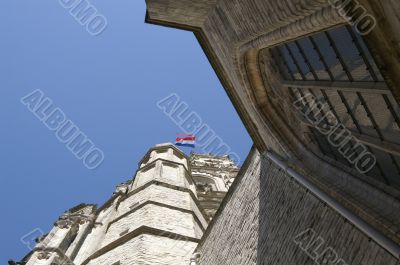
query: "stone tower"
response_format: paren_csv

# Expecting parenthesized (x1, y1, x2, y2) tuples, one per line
(14, 143, 238, 265)
(190, 153, 239, 220)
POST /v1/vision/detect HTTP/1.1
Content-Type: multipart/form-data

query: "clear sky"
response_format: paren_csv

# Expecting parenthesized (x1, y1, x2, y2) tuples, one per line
(0, 0, 252, 263)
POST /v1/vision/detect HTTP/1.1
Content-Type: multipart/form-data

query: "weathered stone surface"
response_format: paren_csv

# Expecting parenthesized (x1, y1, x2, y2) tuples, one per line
(12, 1, 400, 264)
(102, 204, 202, 246)
(17, 144, 238, 265)
(198, 149, 399, 265)
(87, 234, 198, 265)
(145, 0, 218, 29)
(145, 0, 400, 253)
(117, 184, 207, 228)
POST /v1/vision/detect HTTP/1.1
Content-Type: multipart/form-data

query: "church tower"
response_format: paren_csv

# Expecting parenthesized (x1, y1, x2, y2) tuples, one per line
(15, 143, 237, 265)
(190, 153, 239, 220)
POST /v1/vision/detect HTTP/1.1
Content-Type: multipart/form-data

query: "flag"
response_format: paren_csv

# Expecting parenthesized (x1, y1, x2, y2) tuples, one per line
(175, 134, 195, 148)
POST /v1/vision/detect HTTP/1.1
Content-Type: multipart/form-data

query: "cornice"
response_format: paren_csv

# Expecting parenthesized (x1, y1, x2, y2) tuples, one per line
(107, 200, 206, 232)
(121, 180, 209, 221)
(81, 225, 200, 265)
(137, 144, 188, 169)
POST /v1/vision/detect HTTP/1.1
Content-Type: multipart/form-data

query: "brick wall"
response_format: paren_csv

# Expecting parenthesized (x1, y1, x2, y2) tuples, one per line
(198, 149, 399, 265)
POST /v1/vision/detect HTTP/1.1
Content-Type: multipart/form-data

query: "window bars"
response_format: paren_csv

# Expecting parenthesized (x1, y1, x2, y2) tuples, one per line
(270, 25, 400, 187)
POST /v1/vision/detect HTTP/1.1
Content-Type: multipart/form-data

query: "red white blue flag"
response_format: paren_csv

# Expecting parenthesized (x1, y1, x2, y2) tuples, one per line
(175, 134, 195, 148)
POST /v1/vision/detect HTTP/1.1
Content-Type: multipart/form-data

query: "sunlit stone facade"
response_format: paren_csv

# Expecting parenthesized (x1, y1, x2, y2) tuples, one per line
(14, 143, 238, 265)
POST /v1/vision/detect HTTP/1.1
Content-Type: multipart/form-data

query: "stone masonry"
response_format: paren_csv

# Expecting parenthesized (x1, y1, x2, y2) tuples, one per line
(197, 148, 400, 265)
(13, 143, 238, 265)
(145, 0, 400, 264)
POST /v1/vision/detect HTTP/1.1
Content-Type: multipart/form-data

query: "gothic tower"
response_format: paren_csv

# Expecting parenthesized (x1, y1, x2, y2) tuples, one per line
(190, 153, 239, 220)
(15, 143, 238, 265)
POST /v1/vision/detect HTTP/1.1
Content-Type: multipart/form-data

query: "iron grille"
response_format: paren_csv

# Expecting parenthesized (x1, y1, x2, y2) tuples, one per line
(270, 25, 400, 188)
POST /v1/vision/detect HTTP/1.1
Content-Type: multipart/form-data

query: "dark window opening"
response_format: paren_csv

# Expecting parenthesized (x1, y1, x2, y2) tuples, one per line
(270, 25, 400, 188)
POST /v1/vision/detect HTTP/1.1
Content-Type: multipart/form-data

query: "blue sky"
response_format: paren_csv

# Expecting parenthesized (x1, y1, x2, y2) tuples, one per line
(0, 0, 251, 263)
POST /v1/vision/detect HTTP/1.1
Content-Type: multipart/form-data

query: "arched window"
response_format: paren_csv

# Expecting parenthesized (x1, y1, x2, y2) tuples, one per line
(268, 25, 400, 188)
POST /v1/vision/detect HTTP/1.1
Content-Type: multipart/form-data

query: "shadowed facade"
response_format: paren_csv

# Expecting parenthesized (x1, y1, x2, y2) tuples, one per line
(145, 0, 400, 264)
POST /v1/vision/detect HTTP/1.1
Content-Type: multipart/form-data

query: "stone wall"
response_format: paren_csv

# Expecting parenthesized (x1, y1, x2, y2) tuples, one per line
(197, 149, 400, 265)
(16, 144, 243, 265)
(145, 0, 400, 248)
